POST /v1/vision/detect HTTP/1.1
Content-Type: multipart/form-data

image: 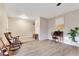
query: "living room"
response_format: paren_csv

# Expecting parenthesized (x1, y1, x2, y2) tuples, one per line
(1, 3, 79, 56)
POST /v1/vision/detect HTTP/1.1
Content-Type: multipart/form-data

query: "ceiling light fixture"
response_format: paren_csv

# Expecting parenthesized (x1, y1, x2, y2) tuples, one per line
(19, 15, 29, 19)
(57, 3, 62, 6)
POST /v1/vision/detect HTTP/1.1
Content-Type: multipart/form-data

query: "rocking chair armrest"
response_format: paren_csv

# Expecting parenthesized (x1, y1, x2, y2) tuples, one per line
(15, 36, 19, 37)
(12, 36, 20, 39)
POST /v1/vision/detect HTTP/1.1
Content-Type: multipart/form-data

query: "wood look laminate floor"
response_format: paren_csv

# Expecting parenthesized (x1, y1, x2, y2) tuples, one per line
(13, 40, 79, 56)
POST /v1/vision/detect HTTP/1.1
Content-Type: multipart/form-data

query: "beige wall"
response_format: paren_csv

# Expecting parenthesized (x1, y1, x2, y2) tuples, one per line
(48, 18, 55, 40)
(40, 17, 48, 40)
(8, 17, 35, 37)
(64, 10, 79, 31)
(0, 4, 8, 45)
(35, 17, 49, 40)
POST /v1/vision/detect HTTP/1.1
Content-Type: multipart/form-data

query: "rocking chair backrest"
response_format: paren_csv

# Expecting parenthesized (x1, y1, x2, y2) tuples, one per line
(4, 32, 11, 44)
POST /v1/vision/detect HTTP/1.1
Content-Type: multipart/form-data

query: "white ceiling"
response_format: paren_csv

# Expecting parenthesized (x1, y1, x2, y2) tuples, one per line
(4, 3, 79, 20)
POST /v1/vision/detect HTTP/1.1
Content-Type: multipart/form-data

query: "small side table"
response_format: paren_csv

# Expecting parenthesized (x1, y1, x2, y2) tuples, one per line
(33, 34, 38, 40)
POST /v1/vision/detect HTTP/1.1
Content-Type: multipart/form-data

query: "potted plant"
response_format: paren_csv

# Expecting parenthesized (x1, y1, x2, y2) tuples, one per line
(68, 27, 79, 42)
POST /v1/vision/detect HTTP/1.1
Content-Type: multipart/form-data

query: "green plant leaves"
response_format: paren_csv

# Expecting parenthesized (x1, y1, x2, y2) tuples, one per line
(68, 27, 79, 42)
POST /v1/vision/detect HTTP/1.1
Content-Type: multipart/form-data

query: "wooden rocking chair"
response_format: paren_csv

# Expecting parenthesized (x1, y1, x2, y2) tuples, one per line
(0, 38, 9, 56)
(4, 32, 21, 51)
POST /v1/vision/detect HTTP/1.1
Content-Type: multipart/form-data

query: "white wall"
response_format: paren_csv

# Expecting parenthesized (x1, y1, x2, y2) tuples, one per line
(35, 17, 40, 39)
(8, 17, 35, 37)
